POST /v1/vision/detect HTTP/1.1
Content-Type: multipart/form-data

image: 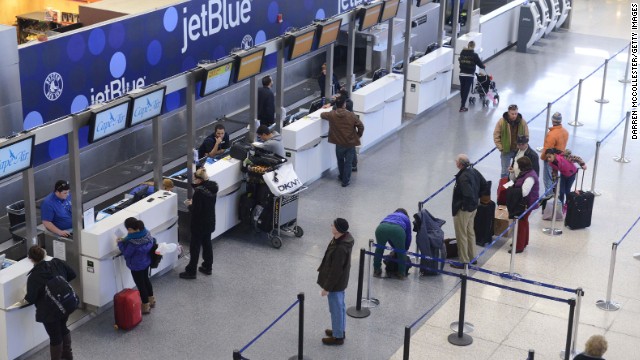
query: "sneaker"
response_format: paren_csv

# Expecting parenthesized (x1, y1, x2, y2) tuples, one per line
(325, 329, 346, 339)
(562, 203, 568, 215)
(508, 249, 524, 254)
(373, 269, 382, 278)
(322, 336, 344, 345)
(352, 166, 358, 172)
(179, 271, 196, 279)
(341, 182, 350, 187)
(459, 107, 468, 112)
(198, 266, 212, 276)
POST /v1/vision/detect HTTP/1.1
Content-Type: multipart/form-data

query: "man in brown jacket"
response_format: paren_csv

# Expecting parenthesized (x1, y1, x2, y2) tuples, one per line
(321, 96, 364, 187)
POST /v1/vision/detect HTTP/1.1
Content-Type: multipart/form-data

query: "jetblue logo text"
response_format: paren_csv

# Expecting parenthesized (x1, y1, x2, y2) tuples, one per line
(90, 77, 146, 105)
(277, 178, 301, 192)
(338, 0, 364, 12)
(0, 149, 31, 174)
(181, 0, 252, 53)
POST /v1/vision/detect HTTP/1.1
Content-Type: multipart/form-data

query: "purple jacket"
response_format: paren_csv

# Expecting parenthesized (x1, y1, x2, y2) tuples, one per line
(514, 169, 540, 207)
(118, 229, 154, 271)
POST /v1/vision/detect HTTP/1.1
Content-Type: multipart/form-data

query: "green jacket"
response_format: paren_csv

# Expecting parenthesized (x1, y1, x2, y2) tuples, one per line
(493, 113, 529, 153)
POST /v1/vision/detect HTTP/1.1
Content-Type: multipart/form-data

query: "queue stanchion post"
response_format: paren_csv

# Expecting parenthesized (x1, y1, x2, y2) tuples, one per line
(362, 239, 380, 308)
(562, 299, 576, 360)
(543, 181, 563, 236)
(613, 111, 631, 163)
(590, 141, 602, 196)
(595, 59, 610, 104)
(347, 248, 371, 318)
(403, 326, 411, 360)
(619, 43, 631, 83)
(233, 350, 242, 360)
(288, 293, 310, 360)
(528, 349, 535, 360)
(448, 274, 473, 346)
(596, 242, 621, 311)
(569, 79, 584, 127)
(537, 102, 552, 152)
(561, 288, 584, 359)
(449, 264, 474, 334)
(502, 217, 521, 279)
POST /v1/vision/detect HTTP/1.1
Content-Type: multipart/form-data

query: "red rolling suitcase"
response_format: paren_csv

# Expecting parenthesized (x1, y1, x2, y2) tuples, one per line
(565, 170, 594, 230)
(113, 256, 142, 330)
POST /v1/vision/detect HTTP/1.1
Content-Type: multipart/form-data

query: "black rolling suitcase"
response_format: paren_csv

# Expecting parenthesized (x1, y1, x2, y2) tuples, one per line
(565, 170, 594, 229)
(474, 200, 495, 246)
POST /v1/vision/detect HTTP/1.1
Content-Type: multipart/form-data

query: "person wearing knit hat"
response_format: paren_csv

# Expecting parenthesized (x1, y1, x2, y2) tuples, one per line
(541, 111, 569, 194)
(493, 104, 529, 178)
(317, 218, 354, 345)
(372, 209, 412, 279)
(179, 168, 219, 279)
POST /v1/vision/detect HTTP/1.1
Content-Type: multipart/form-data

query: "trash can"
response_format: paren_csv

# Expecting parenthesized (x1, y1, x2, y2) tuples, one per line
(6, 200, 25, 228)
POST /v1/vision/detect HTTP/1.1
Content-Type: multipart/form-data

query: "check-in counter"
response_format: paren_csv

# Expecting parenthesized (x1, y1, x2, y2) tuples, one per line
(80, 191, 179, 307)
(281, 108, 337, 185)
(0, 258, 49, 360)
(351, 73, 404, 152)
(406, 47, 455, 115)
(202, 157, 243, 239)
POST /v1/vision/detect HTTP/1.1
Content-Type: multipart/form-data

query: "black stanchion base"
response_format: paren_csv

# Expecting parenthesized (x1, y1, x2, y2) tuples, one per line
(347, 306, 371, 318)
(288, 355, 311, 360)
(447, 332, 473, 346)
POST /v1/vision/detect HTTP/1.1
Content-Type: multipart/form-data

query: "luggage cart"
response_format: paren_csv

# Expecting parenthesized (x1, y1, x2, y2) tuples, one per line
(251, 185, 307, 249)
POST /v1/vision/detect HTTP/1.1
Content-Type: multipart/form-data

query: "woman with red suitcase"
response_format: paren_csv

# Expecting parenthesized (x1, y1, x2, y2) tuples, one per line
(117, 217, 155, 314)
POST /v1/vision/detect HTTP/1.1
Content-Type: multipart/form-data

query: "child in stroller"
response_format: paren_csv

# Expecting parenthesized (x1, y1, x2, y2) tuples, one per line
(469, 73, 499, 107)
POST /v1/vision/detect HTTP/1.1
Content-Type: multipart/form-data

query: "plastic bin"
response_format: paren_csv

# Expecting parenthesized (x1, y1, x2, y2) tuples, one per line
(6, 200, 25, 228)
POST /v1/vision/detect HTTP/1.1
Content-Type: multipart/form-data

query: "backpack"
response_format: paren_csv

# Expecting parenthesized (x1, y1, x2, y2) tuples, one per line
(149, 238, 162, 269)
(44, 270, 79, 317)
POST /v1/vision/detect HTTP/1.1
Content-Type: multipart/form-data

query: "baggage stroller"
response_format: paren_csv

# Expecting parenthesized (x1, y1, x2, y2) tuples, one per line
(469, 73, 499, 107)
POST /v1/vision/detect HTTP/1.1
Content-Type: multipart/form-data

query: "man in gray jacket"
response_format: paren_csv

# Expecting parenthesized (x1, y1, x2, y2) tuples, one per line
(256, 125, 285, 157)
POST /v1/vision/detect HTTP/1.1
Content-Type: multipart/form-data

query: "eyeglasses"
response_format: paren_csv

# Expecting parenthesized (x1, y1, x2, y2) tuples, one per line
(56, 181, 70, 192)
(508, 104, 518, 111)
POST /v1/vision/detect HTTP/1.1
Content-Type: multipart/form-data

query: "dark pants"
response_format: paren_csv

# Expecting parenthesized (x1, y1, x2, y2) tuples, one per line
(373, 223, 407, 275)
(131, 268, 153, 304)
(335, 145, 356, 186)
(459, 75, 474, 108)
(43, 316, 70, 346)
(185, 230, 213, 274)
(559, 173, 576, 203)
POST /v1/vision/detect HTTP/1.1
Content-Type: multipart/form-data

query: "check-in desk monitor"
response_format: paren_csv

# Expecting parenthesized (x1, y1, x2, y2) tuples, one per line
(235, 47, 265, 82)
(315, 18, 342, 48)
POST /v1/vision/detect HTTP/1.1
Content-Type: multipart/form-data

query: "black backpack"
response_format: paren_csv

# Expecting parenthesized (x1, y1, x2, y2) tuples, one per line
(44, 267, 79, 317)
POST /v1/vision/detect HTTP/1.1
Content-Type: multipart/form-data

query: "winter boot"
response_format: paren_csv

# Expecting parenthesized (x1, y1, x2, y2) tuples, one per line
(142, 303, 151, 314)
(50, 344, 63, 360)
(148, 296, 156, 308)
(62, 333, 73, 360)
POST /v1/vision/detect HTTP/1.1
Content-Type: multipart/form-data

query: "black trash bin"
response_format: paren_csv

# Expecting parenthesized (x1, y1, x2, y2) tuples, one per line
(6, 200, 26, 228)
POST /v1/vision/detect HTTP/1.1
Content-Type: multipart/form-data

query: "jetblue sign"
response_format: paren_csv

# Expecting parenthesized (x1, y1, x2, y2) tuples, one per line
(18, 0, 345, 164)
(0, 137, 34, 180)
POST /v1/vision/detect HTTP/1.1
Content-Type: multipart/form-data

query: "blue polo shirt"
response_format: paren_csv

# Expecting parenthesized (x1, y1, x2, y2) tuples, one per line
(41, 192, 73, 230)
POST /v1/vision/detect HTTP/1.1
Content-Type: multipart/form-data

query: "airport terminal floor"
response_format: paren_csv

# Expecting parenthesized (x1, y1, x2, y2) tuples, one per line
(25, 1, 639, 359)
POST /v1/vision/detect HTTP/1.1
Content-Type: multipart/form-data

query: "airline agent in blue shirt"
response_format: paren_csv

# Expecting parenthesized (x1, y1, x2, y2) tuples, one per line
(41, 180, 73, 237)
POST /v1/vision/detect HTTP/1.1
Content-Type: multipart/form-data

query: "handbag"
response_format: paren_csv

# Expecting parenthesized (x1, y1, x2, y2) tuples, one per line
(262, 163, 302, 196)
(149, 238, 162, 269)
(505, 187, 528, 218)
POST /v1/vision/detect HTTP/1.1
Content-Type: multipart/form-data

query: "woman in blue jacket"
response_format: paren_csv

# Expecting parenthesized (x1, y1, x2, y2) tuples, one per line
(117, 217, 155, 314)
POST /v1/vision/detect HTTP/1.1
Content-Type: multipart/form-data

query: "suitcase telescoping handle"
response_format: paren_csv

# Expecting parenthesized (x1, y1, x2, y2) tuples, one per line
(574, 168, 586, 192)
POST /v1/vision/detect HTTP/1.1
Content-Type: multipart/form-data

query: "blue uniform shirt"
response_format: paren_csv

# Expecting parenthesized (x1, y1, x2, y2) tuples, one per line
(41, 192, 73, 230)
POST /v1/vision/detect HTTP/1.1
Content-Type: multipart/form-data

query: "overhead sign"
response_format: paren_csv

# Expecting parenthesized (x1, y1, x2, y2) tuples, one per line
(0, 136, 35, 180)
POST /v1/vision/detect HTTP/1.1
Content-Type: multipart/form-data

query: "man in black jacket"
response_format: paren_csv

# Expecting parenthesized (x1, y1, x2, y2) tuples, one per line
(257, 75, 275, 127)
(317, 218, 354, 345)
(458, 41, 485, 112)
(180, 168, 219, 279)
(451, 154, 487, 268)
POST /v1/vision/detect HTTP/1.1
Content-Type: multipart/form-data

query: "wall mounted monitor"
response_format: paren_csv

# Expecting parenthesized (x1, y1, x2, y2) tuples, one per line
(416, 0, 432, 7)
(316, 18, 343, 49)
(379, 0, 401, 22)
(357, 2, 384, 31)
(127, 84, 167, 127)
(88, 97, 131, 143)
(0, 135, 35, 180)
(286, 26, 317, 60)
(235, 47, 266, 82)
(199, 58, 235, 97)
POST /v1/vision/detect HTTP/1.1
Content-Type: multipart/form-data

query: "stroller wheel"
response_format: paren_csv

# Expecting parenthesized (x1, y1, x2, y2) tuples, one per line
(494, 95, 500, 106)
(469, 97, 475, 105)
(484, 100, 490, 107)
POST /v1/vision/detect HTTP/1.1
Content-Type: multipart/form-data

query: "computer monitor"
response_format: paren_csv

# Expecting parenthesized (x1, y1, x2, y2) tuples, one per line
(88, 97, 131, 143)
(199, 58, 235, 97)
(235, 47, 266, 82)
(379, 0, 400, 22)
(0, 135, 35, 181)
(286, 26, 317, 60)
(127, 85, 166, 127)
(357, 2, 384, 31)
(315, 18, 343, 49)
(416, 0, 432, 7)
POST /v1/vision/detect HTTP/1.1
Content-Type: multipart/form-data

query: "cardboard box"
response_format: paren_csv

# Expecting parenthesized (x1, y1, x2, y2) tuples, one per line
(494, 206, 513, 238)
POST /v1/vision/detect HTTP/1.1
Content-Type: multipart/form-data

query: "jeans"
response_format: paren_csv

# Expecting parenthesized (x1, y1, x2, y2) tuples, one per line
(373, 223, 407, 275)
(131, 268, 153, 304)
(43, 316, 70, 346)
(453, 209, 477, 263)
(543, 162, 554, 194)
(459, 75, 474, 108)
(559, 173, 576, 204)
(327, 291, 346, 338)
(500, 150, 516, 178)
(335, 145, 356, 186)
(185, 230, 213, 274)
